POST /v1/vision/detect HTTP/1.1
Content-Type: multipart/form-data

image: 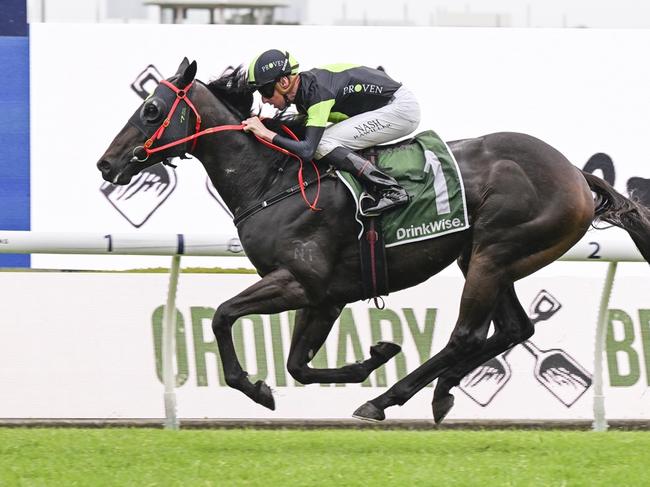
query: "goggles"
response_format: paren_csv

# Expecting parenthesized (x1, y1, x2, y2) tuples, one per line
(258, 81, 276, 99)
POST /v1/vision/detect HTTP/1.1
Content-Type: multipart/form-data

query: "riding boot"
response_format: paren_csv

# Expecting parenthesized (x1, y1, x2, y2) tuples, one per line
(324, 147, 409, 215)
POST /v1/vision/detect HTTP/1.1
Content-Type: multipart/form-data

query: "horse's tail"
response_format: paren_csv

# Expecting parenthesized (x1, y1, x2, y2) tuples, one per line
(582, 170, 650, 264)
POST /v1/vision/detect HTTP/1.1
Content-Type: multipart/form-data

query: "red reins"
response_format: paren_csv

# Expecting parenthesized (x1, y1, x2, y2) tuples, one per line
(136, 79, 321, 211)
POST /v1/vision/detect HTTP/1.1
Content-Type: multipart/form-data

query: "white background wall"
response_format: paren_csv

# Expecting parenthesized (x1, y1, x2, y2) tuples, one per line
(29, 24, 650, 270)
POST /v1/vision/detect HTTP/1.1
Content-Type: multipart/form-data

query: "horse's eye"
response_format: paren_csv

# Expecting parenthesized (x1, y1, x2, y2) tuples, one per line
(141, 99, 164, 123)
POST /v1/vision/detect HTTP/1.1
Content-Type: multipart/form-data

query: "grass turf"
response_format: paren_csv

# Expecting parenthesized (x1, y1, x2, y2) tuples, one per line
(0, 428, 646, 486)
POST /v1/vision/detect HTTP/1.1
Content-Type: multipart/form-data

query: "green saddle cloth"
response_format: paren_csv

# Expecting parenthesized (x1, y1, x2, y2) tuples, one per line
(337, 130, 470, 247)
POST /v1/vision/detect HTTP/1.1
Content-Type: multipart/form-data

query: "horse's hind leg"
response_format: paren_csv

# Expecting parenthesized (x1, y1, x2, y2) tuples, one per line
(353, 259, 505, 421)
(212, 268, 310, 409)
(352, 155, 594, 421)
(287, 304, 401, 384)
(432, 284, 534, 423)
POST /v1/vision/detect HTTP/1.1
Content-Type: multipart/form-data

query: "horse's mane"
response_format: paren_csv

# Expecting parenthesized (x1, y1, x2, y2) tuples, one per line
(206, 65, 254, 119)
(206, 65, 307, 139)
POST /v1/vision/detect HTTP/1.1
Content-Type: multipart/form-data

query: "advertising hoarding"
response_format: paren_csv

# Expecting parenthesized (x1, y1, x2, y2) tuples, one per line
(1, 270, 647, 420)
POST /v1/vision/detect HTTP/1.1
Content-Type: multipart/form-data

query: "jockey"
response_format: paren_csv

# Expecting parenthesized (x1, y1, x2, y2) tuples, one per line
(243, 49, 421, 215)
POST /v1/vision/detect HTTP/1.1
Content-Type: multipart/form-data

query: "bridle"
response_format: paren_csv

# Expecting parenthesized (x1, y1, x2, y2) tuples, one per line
(131, 80, 196, 163)
(128, 78, 322, 212)
(129, 79, 239, 164)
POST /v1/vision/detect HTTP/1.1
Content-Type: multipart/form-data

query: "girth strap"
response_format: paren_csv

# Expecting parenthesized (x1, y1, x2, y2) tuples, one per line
(234, 169, 334, 227)
(358, 151, 390, 304)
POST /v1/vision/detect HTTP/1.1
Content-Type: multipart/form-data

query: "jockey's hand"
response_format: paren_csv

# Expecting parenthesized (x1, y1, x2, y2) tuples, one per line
(242, 117, 276, 142)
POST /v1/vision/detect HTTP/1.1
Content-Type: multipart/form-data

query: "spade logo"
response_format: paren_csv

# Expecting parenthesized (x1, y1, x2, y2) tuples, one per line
(459, 290, 593, 408)
(100, 164, 177, 228)
(100, 64, 180, 228)
(101, 63, 236, 226)
(130, 64, 164, 100)
(205, 176, 234, 219)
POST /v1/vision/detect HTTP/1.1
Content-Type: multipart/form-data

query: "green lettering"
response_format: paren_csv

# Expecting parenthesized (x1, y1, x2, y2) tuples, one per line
(151, 306, 189, 387)
(269, 313, 287, 386)
(369, 308, 406, 386)
(404, 308, 437, 364)
(638, 309, 650, 386)
(403, 308, 437, 387)
(191, 306, 223, 386)
(606, 309, 640, 387)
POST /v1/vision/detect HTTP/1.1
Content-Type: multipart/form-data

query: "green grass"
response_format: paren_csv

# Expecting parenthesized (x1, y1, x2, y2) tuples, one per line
(0, 428, 647, 486)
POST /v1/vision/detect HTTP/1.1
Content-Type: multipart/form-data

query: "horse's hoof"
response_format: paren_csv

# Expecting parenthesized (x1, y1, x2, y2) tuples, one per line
(432, 393, 454, 424)
(352, 402, 385, 422)
(254, 380, 275, 410)
(370, 341, 402, 362)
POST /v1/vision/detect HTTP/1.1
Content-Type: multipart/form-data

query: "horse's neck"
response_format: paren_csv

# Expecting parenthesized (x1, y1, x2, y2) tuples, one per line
(195, 131, 290, 217)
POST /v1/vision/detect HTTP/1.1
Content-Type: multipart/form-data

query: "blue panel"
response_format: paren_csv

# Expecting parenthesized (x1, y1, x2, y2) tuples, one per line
(0, 0, 28, 37)
(0, 36, 30, 267)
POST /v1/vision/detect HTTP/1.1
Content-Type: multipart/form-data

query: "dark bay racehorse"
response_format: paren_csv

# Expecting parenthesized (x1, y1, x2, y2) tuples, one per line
(98, 59, 650, 422)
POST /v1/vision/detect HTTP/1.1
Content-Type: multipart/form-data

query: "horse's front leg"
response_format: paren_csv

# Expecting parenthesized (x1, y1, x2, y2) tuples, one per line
(212, 268, 310, 409)
(287, 304, 401, 384)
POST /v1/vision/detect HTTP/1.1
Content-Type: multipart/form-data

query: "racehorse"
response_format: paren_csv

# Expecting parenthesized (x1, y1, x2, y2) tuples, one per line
(97, 59, 650, 422)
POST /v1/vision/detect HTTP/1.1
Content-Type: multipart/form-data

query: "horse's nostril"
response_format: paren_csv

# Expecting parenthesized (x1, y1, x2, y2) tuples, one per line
(97, 160, 112, 173)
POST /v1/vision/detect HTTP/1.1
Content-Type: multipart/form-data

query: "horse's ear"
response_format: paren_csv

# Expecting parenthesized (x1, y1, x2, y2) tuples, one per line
(175, 57, 190, 75)
(179, 60, 197, 86)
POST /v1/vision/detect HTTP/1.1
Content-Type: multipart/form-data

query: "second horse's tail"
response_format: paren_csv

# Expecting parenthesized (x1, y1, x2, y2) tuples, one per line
(582, 170, 650, 264)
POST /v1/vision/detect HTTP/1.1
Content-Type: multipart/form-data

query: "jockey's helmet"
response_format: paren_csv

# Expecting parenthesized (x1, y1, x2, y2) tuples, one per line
(247, 50, 299, 90)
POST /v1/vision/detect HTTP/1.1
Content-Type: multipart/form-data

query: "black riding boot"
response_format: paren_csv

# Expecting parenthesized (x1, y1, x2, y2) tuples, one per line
(324, 147, 409, 215)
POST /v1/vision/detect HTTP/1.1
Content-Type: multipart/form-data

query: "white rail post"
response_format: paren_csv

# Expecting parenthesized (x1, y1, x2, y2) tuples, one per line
(162, 254, 181, 430)
(592, 261, 617, 432)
